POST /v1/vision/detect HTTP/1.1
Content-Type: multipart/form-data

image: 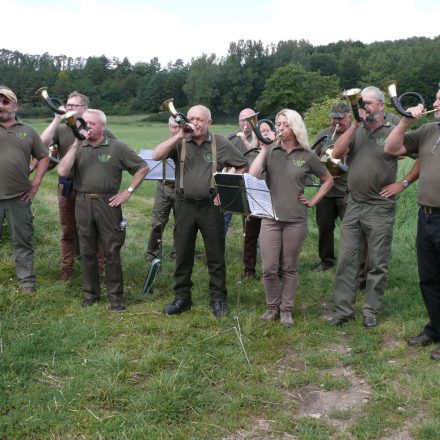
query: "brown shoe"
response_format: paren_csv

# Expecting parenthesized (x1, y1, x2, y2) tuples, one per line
(22, 286, 36, 295)
(259, 306, 280, 322)
(280, 310, 294, 327)
(430, 346, 440, 361)
(407, 333, 438, 347)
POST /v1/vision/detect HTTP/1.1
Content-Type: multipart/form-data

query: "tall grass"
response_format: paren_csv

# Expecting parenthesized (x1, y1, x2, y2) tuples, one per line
(0, 120, 438, 439)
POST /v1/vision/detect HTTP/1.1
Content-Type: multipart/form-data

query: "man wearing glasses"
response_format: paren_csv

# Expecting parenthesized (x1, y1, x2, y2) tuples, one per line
(0, 86, 50, 293)
(41, 92, 112, 281)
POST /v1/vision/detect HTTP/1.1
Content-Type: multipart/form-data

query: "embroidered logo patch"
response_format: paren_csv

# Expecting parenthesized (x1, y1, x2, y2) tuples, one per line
(202, 153, 213, 162)
(15, 132, 27, 139)
(293, 160, 306, 167)
(376, 137, 387, 146)
(97, 154, 111, 163)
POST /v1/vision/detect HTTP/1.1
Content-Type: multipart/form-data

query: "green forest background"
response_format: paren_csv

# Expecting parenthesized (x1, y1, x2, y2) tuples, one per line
(1, 36, 439, 120)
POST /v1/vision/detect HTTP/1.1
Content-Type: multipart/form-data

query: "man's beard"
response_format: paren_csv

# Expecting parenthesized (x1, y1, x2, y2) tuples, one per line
(365, 112, 381, 122)
(0, 110, 14, 123)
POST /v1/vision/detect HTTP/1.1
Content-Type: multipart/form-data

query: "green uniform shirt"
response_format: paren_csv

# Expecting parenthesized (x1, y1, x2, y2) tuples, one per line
(227, 132, 252, 155)
(54, 124, 116, 158)
(72, 137, 146, 193)
(346, 122, 398, 205)
(170, 133, 248, 200)
(0, 121, 48, 199)
(404, 122, 440, 208)
(263, 143, 327, 222)
(314, 127, 348, 197)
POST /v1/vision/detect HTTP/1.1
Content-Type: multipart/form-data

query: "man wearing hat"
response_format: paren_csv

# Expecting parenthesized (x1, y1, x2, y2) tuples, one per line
(312, 102, 352, 272)
(0, 86, 50, 293)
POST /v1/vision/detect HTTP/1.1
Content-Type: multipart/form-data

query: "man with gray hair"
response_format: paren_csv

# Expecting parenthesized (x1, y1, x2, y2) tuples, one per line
(385, 84, 440, 360)
(58, 109, 149, 311)
(153, 105, 247, 317)
(327, 86, 399, 328)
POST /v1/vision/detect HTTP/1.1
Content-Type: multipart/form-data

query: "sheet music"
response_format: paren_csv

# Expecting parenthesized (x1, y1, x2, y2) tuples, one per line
(243, 173, 277, 219)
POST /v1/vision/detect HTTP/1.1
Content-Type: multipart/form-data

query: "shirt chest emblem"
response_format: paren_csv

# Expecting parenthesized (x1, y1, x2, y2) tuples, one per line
(376, 137, 387, 146)
(15, 132, 28, 139)
(97, 154, 111, 163)
(292, 159, 306, 167)
(202, 152, 213, 162)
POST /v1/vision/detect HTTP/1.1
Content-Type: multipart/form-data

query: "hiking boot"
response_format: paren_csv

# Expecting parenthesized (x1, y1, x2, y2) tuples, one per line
(259, 306, 280, 322)
(280, 310, 294, 327)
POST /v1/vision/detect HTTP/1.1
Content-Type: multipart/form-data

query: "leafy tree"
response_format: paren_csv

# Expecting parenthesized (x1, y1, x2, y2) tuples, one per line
(304, 96, 343, 141)
(257, 64, 340, 117)
(183, 54, 221, 111)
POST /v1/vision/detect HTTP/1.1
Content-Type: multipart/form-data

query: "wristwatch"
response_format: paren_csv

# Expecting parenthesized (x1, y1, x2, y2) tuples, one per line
(127, 186, 135, 193)
(401, 179, 409, 189)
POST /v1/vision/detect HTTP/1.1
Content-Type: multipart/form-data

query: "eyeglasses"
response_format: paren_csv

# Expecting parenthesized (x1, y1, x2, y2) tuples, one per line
(65, 103, 84, 108)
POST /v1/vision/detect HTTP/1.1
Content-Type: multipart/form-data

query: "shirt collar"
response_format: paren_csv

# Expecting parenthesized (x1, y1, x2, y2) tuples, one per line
(85, 135, 109, 148)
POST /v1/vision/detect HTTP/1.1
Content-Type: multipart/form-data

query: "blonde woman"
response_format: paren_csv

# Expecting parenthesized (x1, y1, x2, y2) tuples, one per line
(250, 109, 333, 326)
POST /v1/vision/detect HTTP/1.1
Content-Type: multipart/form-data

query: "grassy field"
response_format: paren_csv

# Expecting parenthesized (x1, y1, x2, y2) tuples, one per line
(0, 118, 439, 439)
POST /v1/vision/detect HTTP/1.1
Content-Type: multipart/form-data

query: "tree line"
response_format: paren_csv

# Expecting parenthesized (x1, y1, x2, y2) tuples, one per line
(1, 36, 439, 120)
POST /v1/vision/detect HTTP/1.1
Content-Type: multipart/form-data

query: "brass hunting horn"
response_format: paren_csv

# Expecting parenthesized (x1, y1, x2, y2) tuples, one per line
(382, 80, 436, 118)
(311, 124, 348, 177)
(243, 112, 277, 145)
(160, 98, 193, 132)
(36, 87, 65, 115)
(36, 86, 88, 140)
(343, 88, 363, 122)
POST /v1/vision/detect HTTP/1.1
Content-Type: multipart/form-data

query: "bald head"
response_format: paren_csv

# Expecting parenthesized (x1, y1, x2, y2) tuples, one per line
(239, 108, 255, 136)
(187, 105, 212, 142)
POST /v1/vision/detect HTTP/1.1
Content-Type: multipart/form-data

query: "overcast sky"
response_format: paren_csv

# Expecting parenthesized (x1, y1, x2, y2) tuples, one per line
(4, 0, 439, 66)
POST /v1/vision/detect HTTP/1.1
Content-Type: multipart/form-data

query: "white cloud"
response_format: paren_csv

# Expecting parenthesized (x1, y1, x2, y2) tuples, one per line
(3, 0, 439, 65)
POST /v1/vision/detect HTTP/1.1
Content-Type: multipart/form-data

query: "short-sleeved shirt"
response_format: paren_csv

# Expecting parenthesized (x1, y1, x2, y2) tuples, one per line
(228, 132, 253, 155)
(53, 125, 116, 178)
(169, 133, 248, 200)
(313, 126, 348, 198)
(346, 122, 398, 205)
(0, 121, 48, 199)
(72, 136, 147, 194)
(263, 142, 327, 222)
(403, 122, 440, 208)
(243, 147, 264, 180)
(53, 124, 116, 157)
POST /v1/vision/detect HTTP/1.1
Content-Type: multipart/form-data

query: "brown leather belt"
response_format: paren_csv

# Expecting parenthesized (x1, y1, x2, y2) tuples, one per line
(77, 192, 115, 200)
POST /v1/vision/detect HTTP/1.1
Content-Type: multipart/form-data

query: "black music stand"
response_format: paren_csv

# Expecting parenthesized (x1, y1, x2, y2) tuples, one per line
(214, 173, 277, 219)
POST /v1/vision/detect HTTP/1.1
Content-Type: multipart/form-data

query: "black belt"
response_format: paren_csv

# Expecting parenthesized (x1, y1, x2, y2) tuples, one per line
(420, 206, 440, 215)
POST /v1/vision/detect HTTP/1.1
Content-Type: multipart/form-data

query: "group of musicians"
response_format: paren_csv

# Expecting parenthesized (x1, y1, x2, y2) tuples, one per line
(1, 82, 439, 360)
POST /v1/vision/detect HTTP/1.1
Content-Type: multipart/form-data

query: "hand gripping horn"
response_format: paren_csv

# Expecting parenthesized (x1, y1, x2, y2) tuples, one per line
(243, 112, 277, 145)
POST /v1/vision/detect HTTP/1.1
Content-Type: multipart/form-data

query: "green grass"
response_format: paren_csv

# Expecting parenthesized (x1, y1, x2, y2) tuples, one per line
(1, 120, 439, 439)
